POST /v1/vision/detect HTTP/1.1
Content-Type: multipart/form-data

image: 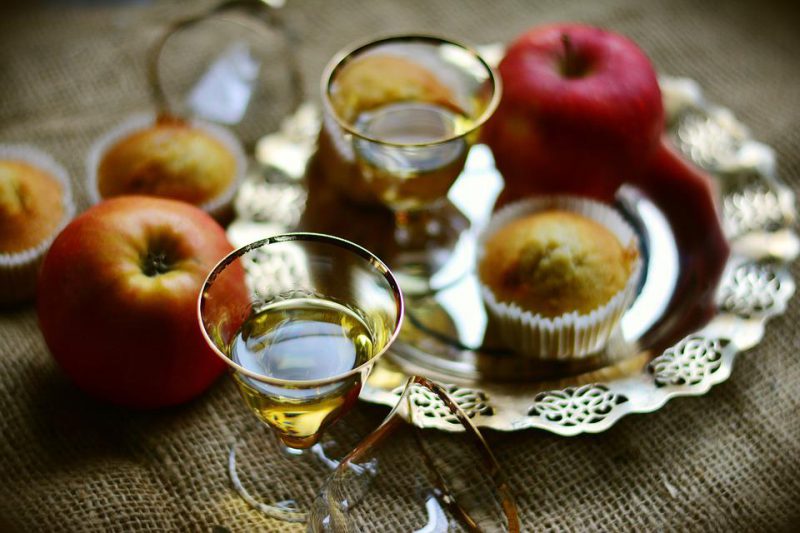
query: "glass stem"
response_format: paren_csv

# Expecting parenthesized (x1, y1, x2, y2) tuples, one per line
(272, 429, 345, 471)
(394, 209, 414, 248)
(271, 430, 310, 458)
(393, 204, 444, 249)
(281, 444, 306, 457)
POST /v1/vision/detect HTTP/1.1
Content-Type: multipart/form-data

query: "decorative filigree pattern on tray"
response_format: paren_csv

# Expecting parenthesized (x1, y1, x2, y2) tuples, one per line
(391, 383, 495, 425)
(232, 73, 797, 435)
(528, 385, 628, 427)
(649, 336, 727, 388)
(723, 185, 787, 237)
(717, 260, 792, 319)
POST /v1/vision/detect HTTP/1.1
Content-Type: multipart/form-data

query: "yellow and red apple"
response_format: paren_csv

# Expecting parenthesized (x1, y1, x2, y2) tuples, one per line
(37, 196, 238, 408)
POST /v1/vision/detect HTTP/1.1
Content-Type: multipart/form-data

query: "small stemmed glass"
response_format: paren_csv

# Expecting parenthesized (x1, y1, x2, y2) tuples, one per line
(198, 233, 403, 521)
(322, 34, 501, 295)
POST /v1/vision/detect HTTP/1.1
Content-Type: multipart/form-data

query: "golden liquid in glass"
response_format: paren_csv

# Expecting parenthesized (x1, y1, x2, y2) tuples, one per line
(353, 101, 474, 211)
(229, 298, 375, 448)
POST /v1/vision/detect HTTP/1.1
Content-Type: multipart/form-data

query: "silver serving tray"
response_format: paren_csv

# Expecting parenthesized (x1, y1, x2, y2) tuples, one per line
(228, 75, 797, 436)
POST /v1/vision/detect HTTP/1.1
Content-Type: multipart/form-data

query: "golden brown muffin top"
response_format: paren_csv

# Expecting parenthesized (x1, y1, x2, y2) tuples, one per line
(0, 160, 65, 253)
(97, 120, 236, 206)
(330, 54, 459, 122)
(479, 210, 637, 318)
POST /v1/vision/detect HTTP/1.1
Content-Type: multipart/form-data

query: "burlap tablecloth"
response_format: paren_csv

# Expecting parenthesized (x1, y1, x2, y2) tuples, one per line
(1, 0, 798, 531)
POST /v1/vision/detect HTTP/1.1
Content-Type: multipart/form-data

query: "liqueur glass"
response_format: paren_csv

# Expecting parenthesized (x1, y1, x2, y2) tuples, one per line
(198, 232, 403, 521)
(322, 34, 501, 295)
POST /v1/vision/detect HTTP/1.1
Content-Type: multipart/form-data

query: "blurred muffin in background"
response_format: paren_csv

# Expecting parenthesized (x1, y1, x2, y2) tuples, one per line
(88, 114, 245, 220)
(0, 146, 74, 306)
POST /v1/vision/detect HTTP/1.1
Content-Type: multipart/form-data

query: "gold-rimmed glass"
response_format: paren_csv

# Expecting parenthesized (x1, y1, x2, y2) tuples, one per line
(198, 232, 403, 521)
(322, 34, 501, 295)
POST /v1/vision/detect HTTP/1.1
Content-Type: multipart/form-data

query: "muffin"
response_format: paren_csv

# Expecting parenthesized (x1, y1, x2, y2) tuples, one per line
(0, 145, 74, 306)
(88, 114, 245, 220)
(478, 196, 641, 359)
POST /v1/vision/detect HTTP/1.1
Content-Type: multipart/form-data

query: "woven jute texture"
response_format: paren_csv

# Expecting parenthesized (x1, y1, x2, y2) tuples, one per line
(1, 0, 799, 531)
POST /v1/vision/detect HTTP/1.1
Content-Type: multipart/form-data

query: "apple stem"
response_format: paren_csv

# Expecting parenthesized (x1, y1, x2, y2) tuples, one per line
(561, 33, 581, 78)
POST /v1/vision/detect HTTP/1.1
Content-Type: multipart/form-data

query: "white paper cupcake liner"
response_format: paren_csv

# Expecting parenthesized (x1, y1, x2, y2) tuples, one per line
(86, 112, 246, 220)
(478, 195, 642, 360)
(0, 144, 76, 305)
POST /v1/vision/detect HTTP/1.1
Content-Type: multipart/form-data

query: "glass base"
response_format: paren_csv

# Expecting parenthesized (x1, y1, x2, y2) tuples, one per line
(391, 230, 475, 296)
(389, 201, 473, 296)
(227, 423, 360, 522)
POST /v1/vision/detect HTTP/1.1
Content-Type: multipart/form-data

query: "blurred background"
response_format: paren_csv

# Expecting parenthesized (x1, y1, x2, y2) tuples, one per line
(1, 1, 798, 531)
(2, 0, 798, 211)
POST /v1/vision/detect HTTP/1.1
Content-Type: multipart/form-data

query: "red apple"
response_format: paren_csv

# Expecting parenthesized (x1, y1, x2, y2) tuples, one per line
(483, 23, 664, 201)
(37, 196, 239, 408)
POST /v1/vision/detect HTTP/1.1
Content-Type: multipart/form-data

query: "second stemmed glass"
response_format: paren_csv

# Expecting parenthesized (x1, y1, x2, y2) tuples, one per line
(322, 34, 501, 295)
(198, 233, 403, 521)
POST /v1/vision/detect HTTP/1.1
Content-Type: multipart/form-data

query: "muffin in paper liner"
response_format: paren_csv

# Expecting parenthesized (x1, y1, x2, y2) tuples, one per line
(0, 145, 75, 306)
(86, 112, 246, 220)
(478, 195, 642, 360)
